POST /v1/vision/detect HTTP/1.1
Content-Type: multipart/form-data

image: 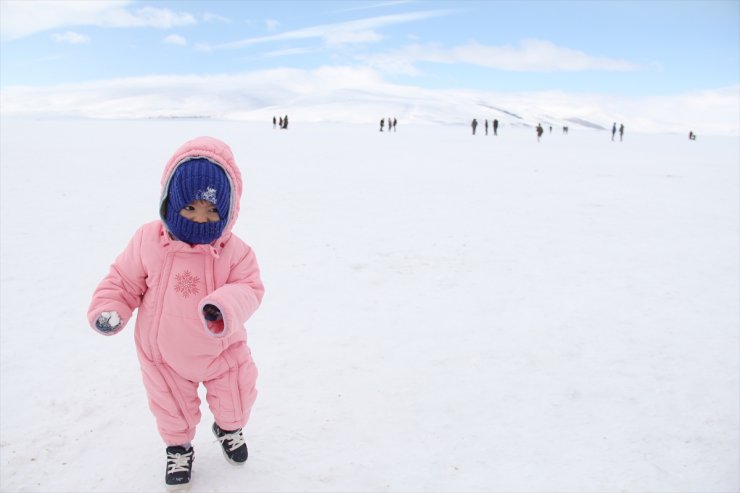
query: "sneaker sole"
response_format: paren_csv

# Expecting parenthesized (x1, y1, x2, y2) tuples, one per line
(165, 482, 191, 492)
(221, 448, 247, 466)
(212, 426, 247, 466)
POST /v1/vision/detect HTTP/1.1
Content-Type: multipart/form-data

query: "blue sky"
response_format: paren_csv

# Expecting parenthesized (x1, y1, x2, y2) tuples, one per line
(1, 0, 738, 96)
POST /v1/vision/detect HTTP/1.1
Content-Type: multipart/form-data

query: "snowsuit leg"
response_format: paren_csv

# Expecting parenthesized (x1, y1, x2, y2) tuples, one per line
(204, 342, 258, 431)
(140, 359, 202, 446)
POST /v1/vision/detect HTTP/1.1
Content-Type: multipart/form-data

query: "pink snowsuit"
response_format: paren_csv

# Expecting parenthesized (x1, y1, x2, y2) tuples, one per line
(88, 136, 264, 446)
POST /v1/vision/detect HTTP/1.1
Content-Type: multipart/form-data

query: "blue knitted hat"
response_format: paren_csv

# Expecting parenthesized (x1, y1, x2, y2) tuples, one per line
(164, 158, 231, 245)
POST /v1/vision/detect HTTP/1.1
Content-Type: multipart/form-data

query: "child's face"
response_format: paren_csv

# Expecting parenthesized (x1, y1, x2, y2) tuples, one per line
(179, 200, 220, 223)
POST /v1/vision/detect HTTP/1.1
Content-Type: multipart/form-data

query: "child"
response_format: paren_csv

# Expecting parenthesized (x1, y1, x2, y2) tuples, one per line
(88, 136, 264, 491)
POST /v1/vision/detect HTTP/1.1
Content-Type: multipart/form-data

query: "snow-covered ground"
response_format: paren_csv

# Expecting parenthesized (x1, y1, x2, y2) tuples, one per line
(1, 119, 738, 493)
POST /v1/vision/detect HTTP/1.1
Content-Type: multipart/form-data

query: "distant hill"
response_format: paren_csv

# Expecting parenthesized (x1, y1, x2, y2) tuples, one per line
(1, 72, 737, 135)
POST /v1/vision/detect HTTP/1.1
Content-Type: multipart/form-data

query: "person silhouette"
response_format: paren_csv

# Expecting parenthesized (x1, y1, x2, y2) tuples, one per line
(536, 123, 544, 142)
(471, 119, 478, 135)
(380, 118, 385, 132)
(611, 122, 617, 141)
(493, 119, 499, 136)
(619, 123, 624, 142)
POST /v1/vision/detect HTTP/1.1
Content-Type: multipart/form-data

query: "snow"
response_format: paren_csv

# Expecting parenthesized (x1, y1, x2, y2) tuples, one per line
(1, 119, 738, 492)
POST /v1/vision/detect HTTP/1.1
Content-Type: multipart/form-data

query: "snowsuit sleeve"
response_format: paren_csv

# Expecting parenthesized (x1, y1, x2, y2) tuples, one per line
(198, 245, 264, 337)
(87, 226, 148, 336)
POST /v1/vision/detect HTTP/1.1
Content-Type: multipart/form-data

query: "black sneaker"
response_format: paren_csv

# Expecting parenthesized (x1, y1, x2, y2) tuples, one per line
(165, 445, 194, 491)
(212, 422, 248, 465)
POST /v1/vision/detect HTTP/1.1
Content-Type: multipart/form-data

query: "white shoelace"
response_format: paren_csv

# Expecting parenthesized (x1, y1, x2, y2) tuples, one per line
(217, 430, 245, 452)
(167, 450, 193, 473)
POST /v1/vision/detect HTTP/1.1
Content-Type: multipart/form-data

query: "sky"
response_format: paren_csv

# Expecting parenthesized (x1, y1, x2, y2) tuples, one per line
(0, 0, 738, 129)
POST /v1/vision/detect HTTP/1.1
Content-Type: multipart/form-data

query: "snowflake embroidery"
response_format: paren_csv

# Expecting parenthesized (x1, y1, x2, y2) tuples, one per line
(174, 270, 200, 298)
(197, 186, 218, 204)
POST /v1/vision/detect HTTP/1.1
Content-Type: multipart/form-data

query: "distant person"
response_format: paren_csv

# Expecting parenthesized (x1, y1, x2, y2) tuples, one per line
(393, 117, 397, 132)
(380, 118, 385, 132)
(279, 117, 284, 128)
(549, 125, 552, 134)
(493, 119, 499, 136)
(282, 115, 289, 129)
(611, 122, 617, 141)
(272, 116, 276, 129)
(88, 137, 264, 491)
(388, 117, 393, 134)
(471, 118, 478, 135)
(619, 123, 624, 142)
(536, 123, 544, 142)
(562, 126, 569, 135)
(689, 131, 697, 140)
(485, 119, 489, 135)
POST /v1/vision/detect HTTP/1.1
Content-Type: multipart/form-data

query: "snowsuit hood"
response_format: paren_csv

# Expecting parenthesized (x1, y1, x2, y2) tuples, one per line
(159, 136, 243, 244)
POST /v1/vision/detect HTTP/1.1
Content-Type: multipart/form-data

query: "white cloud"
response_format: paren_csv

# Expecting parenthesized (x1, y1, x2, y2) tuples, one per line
(164, 34, 187, 46)
(360, 39, 640, 74)
(0, 0, 196, 41)
(51, 31, 90, 44)
(265, 19, 280, 32)
(201, 12, 231, 24)
(210, 10, 453, 50)
(248, 47, 317, 60)
(325, 30, 383, 47)
(100, 6, 196, 29)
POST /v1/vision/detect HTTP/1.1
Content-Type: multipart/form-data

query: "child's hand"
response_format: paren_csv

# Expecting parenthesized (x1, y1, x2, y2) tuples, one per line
(202, 304, 225, 335)
(96, 311, 121, 332)
(202, 304, 223, 321)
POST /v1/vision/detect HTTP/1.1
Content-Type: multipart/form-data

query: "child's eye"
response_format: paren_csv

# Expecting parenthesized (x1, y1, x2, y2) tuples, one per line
(183, 206, 195, 211)
(210, 208, 219, 214)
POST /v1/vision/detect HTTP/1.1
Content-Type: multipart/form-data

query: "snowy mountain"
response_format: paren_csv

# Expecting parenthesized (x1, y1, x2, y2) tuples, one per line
(1, 70, 737, 135)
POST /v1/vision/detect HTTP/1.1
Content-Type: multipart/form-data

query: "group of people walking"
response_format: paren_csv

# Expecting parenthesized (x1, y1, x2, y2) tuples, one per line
(263, 115, 681, 143)
(535, 123, 564, 141)
(272, 115, 289, 129)
(380, 117, 398, 132)
(611, 122, 625, 141)
(472, 119, 626, 143)
(471, 118, 564, 142)
(471, 118, 500, 136)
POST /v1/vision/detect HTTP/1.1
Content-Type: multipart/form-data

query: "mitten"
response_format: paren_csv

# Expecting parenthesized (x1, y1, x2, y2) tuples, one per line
(96, 311, 121, 333)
